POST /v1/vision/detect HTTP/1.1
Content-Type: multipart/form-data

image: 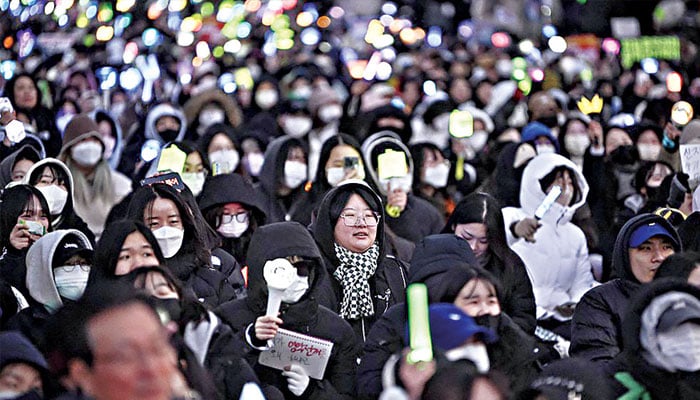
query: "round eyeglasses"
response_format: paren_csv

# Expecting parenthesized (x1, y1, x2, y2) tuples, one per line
(339, 211, 380, 227)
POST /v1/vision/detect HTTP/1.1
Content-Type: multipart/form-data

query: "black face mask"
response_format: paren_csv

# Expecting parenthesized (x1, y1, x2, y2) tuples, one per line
(158, 129, 179, 143)
(610, 144, 639, 165)
(537, 115, 559, 128)
(474, 313, 501, 333)
(152, 298, 182, 322)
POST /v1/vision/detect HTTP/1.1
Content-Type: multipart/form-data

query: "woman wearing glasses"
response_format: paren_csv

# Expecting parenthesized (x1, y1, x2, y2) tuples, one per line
(6, 229, 93, 345)
(310, 180, 408, 342)
(199, 173, 267, 266)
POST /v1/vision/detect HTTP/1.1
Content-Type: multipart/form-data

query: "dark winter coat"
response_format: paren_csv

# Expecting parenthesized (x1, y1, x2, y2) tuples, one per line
(384, 194, 444, 244)
(570, 214, 682, 365)
(357, 234, 477, 399)
(309, 182, 408, 342)
(215, 222, 360, 400)
(606, 280, 700, 400)
(255, 136, 312, 225)
(167, 252, 236, 307)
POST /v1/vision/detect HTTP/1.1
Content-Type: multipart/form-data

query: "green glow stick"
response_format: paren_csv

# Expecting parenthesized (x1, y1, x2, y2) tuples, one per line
(406, 283, 433, 364)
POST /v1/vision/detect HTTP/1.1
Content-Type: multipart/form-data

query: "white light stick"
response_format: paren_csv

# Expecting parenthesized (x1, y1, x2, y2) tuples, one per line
(263, 258, 296, 347)
(535, 185, 562, 220)
(263, 258, 296, 318)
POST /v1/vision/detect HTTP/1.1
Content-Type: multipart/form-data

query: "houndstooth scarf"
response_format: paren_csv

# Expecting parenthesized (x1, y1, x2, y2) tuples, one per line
(333, 242, 379, 320)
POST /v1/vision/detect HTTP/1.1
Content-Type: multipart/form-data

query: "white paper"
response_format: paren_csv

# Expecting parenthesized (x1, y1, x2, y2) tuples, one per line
(258, 328, 334, 380)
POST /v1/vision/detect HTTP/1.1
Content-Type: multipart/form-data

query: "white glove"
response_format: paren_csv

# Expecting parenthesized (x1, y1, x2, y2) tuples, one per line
(282, 364, 310, 397)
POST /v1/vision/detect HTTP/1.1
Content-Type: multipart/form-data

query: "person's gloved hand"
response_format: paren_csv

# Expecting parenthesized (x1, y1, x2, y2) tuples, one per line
(282, 364, 310, 397)
(513, 218, 541, 243)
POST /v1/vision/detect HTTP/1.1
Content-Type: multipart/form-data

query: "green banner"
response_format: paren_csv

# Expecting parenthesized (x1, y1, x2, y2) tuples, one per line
(620, 36, 680, 69)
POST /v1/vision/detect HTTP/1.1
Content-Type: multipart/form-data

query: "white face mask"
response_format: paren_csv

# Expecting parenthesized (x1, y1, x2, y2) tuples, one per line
(379, 175, 412, 194)
(326, 167, 345, 187)
(423, 163, 450, 188)
(218, 219, 249, 238)
(564, 134, 590, 157)
(535, 143, 556, 155)
(152, 226, 185, 258)
(284, 160, 307, 189)
(637, 143, 661, 161)
(209, 149, 240, 174)
(318, 104, 342, 123)
(36, 184, 68, 215)
(54, 266, 91, 301)
(199, 108, 226, 128)
(280, 275, 309, 303)
(657, 323, 700, 372)
(444, 342, 491, 373)
(181, 172, 206, 197)
(71, 141, 103, 167)
(111, 102, 126, 119)
(282, 116, 313, 138)
(255, 89, 279, 110)
(290, 85, 312, 101)
(432, 114, 450, 134)
(468, 130, 489, 153)
(245, 152, 265, 176)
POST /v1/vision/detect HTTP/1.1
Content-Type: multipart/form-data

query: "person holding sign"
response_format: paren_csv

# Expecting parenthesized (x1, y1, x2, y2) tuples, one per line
(216, 221, 360, 399)
(310, 180, 408, 343)
(361, 132, 445, 244)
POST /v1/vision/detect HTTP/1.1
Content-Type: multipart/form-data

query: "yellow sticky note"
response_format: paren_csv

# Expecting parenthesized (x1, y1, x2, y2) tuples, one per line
(377, 149, 408, 179)
(157, 145, 187, 173)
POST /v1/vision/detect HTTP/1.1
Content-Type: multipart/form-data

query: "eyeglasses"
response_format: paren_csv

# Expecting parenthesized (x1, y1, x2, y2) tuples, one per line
(339, 211, 380, 227)
(221, 212, 249, 224)
(56, 264, 91, 273)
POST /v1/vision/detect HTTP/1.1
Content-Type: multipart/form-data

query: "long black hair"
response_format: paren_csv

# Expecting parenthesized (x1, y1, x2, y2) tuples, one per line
(436, 264, 504, 306)
(126, 183, 212, 267)
(91, 220, 165, 282)
(0, 184, 51, 251)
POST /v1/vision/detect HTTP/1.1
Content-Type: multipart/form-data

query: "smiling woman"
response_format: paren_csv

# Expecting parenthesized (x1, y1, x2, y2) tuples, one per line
(310, 181, 408, 342)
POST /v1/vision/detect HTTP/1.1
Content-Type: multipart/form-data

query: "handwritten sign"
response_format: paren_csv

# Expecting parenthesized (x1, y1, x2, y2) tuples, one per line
(620, 36, 680, 69)
(258, 329, 334, 380)
(681, 144, 700, 190)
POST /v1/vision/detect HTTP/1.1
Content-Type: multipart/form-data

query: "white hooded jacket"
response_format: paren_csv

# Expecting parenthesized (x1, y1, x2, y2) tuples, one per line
(502, 153, 597, 320)
(25, 229, 93, 314)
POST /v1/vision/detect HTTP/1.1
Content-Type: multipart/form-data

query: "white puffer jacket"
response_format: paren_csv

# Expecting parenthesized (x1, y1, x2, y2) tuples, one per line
(502, 153, 598, 321)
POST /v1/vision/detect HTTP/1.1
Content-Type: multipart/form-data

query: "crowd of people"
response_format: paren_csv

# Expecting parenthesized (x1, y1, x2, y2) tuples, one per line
(1, 0, 700, 399)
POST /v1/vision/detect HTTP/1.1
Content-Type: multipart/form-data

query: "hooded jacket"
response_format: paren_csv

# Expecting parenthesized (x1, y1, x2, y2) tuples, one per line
(215, 222, 359, 400)
(607, 280, 700, 399)
(357, 234, 476, 399)
(118, 103, 188, 178)
(0, 145, 41, 188)
(502, 153, 597, 320)
(255, 136, 312, 225)
(360, 132, 444, 244)
(570, 214, 681, 365)
(22, 158, 95, 244)
(309, 182, 408, 342)
(199, 173, 268, 266)
(6, 230, 92, 345)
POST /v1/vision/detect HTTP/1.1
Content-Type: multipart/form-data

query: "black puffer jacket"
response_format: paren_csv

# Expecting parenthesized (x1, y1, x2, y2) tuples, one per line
(167, 252, 237, 307)
(357, 234, 477, 400)
(570, 214, 682, 365)
(215, 222, 360, 400)
(309, 182, 408, 343)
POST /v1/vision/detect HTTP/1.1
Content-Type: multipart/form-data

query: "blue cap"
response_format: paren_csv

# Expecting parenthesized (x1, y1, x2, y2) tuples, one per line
(425, 303, 498, 350)
(629, 222, 678, 248)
